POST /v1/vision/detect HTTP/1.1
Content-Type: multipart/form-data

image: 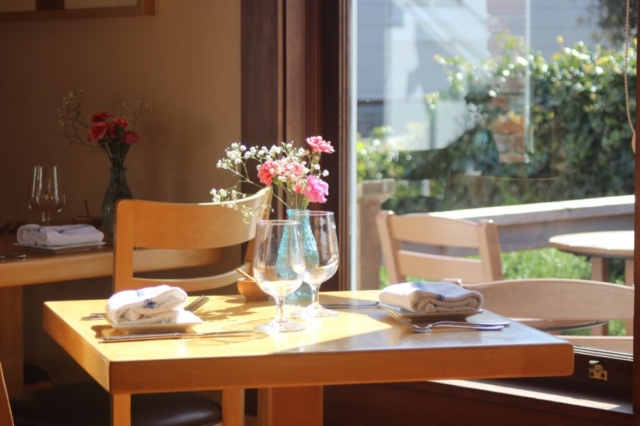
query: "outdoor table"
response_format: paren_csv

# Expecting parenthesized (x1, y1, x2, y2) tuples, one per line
(43, 291, 574, 426)
(549, 230, 634, 334)
(549, 231, 634, 285)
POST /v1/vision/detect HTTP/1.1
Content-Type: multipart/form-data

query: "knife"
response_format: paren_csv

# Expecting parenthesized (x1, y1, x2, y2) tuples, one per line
(321, 303, 379, 309)
(100, 330, 257, 342)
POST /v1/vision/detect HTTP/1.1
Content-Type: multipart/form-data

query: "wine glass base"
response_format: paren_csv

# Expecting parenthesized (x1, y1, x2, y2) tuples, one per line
(292, 305, 339, 318)
(255, 319, 305, 333)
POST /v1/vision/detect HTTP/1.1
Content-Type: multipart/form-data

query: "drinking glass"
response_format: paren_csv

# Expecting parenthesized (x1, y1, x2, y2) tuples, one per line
(28, 165, 66, 226)
(253, 220, 306, 333)
(292, 211, 340, 318)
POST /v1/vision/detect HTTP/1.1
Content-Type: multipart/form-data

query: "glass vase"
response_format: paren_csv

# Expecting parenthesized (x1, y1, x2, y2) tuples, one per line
(280, 209, 316, 301)
(102, 164, 132, 236)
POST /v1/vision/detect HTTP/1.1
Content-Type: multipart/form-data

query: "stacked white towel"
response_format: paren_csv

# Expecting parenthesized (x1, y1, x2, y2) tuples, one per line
(379, 281, 483, 313)
(105, 285, 188, 326)
(17, 224, 104, 247)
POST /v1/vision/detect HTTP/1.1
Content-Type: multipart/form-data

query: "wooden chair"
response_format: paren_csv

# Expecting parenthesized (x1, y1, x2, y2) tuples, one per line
(0, 363, 12, 426)
(463, 278, 634, 353)
(8, 189, 271, 426)
(376, 211, 504, 285)
(111, 187, 272, 425)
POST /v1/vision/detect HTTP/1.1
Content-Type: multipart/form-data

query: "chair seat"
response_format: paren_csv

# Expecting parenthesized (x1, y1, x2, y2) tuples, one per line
(10, 381, 222, 426)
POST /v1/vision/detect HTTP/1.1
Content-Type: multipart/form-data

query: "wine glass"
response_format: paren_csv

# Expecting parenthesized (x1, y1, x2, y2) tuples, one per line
(28, 165, 65, 226)
(292, 211, 339, 318)
(253, 220, 306, 333)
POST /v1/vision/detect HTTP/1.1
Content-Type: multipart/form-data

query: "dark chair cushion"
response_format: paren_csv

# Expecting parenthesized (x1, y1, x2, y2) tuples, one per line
(10, 381, 222, 426)
(23, 363, 50, 387)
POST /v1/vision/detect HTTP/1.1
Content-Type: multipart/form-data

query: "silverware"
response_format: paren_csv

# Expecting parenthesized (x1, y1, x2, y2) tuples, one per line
(321, 303, 379, 309)
(183, 295, 210, 312)
(100, 330, 256, 342)
(0, 252, 26, 260)
(386, 309, 508, 333)
(81, 295, 210, 321)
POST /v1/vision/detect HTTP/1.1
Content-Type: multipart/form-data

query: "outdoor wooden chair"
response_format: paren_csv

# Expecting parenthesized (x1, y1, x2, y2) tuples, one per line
(376, 211, 504, 285)
(463, 278, 634, 353)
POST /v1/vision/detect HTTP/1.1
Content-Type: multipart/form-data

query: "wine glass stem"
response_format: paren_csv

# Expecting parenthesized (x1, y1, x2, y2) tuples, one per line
(274, 296, 285, 322)
(41, 212, 51, 226)
(309, 283, 321, 308)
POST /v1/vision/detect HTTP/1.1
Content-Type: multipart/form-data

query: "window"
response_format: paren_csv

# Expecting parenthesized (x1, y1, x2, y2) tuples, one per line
(354, 0, 635, 355)
(241, 0, 639, 414)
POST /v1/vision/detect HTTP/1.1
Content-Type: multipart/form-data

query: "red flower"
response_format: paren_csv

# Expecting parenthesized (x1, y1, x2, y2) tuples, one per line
(112, 117, 129, 128)
(88, 122, 108, 141)
(91, 111, 111, 123)
(123, 131, 139, 145)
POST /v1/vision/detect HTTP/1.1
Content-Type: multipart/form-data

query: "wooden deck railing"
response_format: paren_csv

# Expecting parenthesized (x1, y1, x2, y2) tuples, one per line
(356, 179, 634, 290)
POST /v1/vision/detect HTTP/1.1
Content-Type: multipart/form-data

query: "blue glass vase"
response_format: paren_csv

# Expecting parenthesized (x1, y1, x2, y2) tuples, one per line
(280, 209, 317, 301)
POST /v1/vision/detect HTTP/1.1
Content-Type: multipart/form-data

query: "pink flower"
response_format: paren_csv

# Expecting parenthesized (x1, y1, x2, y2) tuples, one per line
(285, 162, 305, 182)
(87, 122, 108, 141)
(91, 111, 111, 123)
(258, 160, 278, 186)
(302, 175, 329, 203)
(306, 136, 334, 153)
(123, 131, 139, 145)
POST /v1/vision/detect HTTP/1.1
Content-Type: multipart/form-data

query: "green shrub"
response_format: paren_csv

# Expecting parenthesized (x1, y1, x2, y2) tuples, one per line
(357, 35, 636, 214)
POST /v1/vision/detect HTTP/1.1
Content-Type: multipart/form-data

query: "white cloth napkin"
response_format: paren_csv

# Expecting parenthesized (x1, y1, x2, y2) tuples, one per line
(379, 281, 483, 313)
(105, 285, 188, 326)
(17, 224, 104, 247)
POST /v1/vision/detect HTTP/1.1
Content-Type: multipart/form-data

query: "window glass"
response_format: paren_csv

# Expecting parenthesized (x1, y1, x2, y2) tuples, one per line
(354, 0, 635, 354)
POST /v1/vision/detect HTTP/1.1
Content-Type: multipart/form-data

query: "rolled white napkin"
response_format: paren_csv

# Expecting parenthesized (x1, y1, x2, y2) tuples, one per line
(17, 224, 104, 247)
(379, 281, 483, 313)
(105, 285, 188, 326)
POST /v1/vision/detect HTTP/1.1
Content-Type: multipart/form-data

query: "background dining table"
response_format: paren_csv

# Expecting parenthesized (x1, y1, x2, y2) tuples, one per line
(0, 233, 222, 395)
(43, 291, 574, 426)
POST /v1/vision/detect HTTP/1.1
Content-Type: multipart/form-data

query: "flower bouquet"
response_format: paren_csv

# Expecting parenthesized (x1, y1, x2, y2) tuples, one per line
(58, 90, 151, 235)
(212, 136, 335, 300)
(211, 136, 334, 214)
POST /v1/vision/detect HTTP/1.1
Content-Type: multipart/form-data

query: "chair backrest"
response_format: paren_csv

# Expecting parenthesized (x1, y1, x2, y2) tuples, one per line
(376, 211, 504, 285)
(0, 363, 14, 426)
(463, 278, 633, 322)
(113, 188, 271, 293)
(463, 278, 634, 353)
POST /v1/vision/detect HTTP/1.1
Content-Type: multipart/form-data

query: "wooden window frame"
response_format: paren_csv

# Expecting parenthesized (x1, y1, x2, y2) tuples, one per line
(242, 0, 639, 417)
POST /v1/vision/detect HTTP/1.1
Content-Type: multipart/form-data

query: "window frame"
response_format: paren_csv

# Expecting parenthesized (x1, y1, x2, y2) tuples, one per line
(241, 0, 639, 414)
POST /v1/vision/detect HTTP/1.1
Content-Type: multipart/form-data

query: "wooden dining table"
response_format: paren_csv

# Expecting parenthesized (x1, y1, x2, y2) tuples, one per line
(0, 233, 222, 395)
(43, 291, 574, 426)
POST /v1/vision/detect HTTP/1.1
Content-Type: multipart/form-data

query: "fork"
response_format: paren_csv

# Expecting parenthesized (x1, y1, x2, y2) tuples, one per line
(387, 309, 507, 333)
(81, 295, 211, 320)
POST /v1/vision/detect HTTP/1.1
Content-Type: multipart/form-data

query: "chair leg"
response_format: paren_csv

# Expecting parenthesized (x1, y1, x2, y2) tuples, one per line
(222, 388, 245, 426)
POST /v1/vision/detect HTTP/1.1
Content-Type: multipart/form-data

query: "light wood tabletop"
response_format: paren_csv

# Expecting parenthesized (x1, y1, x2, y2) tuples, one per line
(549, 231, 634, 285)
(43, 291, 574, 426)
(549, 230, 634, 334)
(0, 233, 222, 395)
